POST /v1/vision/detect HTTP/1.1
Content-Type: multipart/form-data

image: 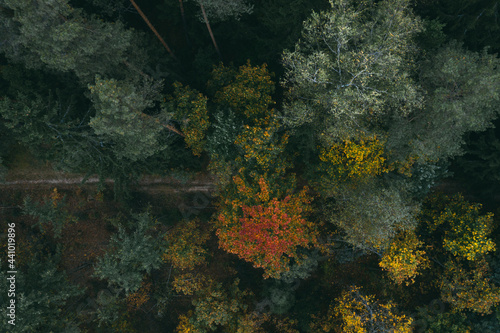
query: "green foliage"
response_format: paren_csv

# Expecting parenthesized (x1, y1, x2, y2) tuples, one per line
(194, 0, 254, 22)
(23, 188, 78, 238)
(439, 259, 500, 314)
(405, 161, 451, 199)
(94, 288, 123, 327)
(254, 0, 329, 62)
(173, 275, 253, 332)
(0, 69, 148, 199)
(392, 41, 500, 162)
(189, 279, 250, 332)
(206, 108, 242, 160)
(416, 19, 447, 52)
(281, 0, 423, 141)
(278, 249, 320, 283)
(0, 94, 65, 155)
(454, 128, 500, 196)
(94, 288, 135, 330)
(88, 0, 132, 19)
(328, 180, 419, 251)
(93, 212, 165, 294)
(470, 309, 500, 333)
(415, 0, 500, 53)
(2, 0, 500, 330)
(0, 0, 133, 82)
(413, 306, 471, 333)
(0, 156, 6, 182)
(0, 251, 84, 333)
(167, 82, 210, 156)
(264, 280, 297, 315)
(89, 75, 166, 161)
(282, 0, 500, 178)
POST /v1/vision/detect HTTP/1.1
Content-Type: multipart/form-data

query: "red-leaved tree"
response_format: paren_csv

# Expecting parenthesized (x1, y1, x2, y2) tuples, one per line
(217, 176, 318, 279)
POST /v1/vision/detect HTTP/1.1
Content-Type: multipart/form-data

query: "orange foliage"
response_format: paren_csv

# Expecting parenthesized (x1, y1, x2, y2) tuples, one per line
(126, 280, 152, 311)
(49, 187, 63, 207)
(176, 312, 196, 333)
(209, 60, 318, 278)
(216, 179, 318, 279)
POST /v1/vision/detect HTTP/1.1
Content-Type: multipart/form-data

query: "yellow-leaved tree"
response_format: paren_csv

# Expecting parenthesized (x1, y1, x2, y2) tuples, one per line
(163, 218, 210, 270)
(318, 133, 390, 185)
(311, 285, 412, 332)
(379, 231, 428, 285)
(417, 193, 500, 314)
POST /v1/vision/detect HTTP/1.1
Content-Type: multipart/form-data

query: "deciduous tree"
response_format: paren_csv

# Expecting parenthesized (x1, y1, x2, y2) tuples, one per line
(173, 274, 257, 332)
(167, 82, 210, 156)
(317, 133, 390, 188)
(421, 194, 496, 261)
(389, 41, 500, 163)
(328, 180, 419, 251)
(217, 180, 318, 278)
(281, 0, 423, 142)
(315, 286, 413, 333)
(208, 61, 320, 279)
(416, 193, 500, 314)
(439, 259, 500, 314)
(379, 231, 428, 285)
(163, 218, 210, 270)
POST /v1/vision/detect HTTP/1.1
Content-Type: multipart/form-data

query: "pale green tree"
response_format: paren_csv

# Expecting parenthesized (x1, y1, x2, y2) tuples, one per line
(88, 76, 167, 162)
(281, 0, 423, 143)
(327, 180, 419, 251)
(387, 41, 500, 163)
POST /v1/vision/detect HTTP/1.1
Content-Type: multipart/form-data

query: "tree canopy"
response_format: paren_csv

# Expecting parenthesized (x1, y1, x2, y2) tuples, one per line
(0, 0, 499, 331)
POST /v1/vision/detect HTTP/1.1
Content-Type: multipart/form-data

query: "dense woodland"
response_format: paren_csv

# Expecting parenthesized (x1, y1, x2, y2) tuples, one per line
(1, 0, 500, 332)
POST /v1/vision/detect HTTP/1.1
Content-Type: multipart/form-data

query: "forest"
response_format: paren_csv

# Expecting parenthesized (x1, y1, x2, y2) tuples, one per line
(0, 0, 499, 332)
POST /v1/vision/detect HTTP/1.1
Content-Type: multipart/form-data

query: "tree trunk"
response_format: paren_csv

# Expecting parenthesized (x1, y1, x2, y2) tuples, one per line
(129, 0, 178, 61)
(179, 0, 191, 46)
(199, 1, 222, 60)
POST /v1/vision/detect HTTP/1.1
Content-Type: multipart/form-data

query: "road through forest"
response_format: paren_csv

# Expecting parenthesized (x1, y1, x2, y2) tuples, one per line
(0, 174, 216, 193)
